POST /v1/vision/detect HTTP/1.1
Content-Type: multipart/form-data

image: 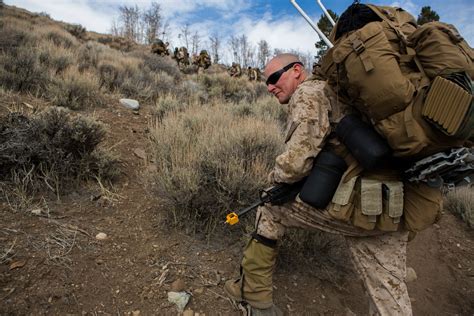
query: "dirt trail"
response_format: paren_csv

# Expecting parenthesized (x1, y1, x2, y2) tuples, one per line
(1, 100, 473, 315)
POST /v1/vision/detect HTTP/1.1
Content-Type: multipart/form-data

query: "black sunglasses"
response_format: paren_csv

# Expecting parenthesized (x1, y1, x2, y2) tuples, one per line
(265, 62, 303, 86)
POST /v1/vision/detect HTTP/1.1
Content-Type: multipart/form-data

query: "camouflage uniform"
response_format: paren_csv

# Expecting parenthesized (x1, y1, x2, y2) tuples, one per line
(193, 50, 211, 74)
(229, 62, 242, 77)
(175, 46, 190, 70)
(247, 67, 259, 81)
(151, 39, 169, 56)
(225, 77, 440, 315)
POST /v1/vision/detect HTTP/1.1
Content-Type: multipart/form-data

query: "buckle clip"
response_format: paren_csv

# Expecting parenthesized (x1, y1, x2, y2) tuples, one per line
(351, 39, 365, 55)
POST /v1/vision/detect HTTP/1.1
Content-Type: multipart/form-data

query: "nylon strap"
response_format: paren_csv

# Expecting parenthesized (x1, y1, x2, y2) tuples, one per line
(348, 34, 375, 72)
(366, 4, 408, 52)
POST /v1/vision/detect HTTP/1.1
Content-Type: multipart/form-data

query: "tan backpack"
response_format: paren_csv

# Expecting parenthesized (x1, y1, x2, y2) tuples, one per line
(320, 4, 473, 159)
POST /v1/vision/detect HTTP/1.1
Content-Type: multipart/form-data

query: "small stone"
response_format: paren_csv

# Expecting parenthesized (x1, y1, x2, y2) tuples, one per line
(96, 233, 108, 240)
(95, 259, 104, 265)
(133, 148, 146, 160)
(31, 209, 42, 215)
(406, 267, 417, 282)
(194, 287, 204, 294)
(171, 279, 186, 292)
(168, 291, 191, 312)
(119, 98, 140, 110)
(132, 311, 140, 316)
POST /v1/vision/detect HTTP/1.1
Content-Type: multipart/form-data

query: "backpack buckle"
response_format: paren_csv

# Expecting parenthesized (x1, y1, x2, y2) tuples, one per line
(351, 39, 365, 55)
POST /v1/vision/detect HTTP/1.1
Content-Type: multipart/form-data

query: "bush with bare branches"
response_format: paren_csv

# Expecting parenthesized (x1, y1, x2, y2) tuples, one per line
(0, 108, 119, 204)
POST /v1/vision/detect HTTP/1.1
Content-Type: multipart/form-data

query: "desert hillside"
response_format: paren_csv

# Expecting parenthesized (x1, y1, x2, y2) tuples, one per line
(0, 4, 473, 315)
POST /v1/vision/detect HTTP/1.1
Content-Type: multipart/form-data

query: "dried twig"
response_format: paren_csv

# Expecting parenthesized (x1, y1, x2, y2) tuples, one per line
(0, 238, 16, 264)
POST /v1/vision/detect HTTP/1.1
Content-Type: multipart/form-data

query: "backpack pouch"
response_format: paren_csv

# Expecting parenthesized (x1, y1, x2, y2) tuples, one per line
(327, 175, 358, 222)
(423, 76, 473, 139)
(333, 22, 415, 121)
(408, 22, 474, 79)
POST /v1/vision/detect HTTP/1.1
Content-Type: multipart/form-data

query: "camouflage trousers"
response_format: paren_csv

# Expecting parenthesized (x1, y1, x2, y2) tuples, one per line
(255, 198, 412, 316)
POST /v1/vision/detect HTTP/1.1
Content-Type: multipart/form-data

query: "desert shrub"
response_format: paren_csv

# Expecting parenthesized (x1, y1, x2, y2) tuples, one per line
(228, 96, 286, 127)
(253, 95, 287, 125)
(205, 64, 228, 75)
(97, 36, 136, 52)
(254, 81, 270, 99)
(97, 61, 124, 91)
(65, 23, 86, 39)
(0, 108, 119, 201)
(179, 80, 208, 104)
(0, 20, 37, 54)
(0, 47, 49, 94)
(47, 69, 103, 110)
(230, 103, 254, 118)
(38, 42, 74, 74)
(141, 53, 181, 80)
(199, 73, 266, 103)
(153, 94, 190, 122)
(35, 26, 78, 49)
(444, 187, 474, 227)
(120, 70, 175, 101)
(150, 103, 283, 234)
(77, 41, 104, 71)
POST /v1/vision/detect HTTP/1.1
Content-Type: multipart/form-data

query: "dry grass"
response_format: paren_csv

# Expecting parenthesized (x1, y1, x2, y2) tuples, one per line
(46, 68, 103, 110)
(153, 94, 189, 122)
(444, 186, 474, 227)
(37, 41, 74, 75)
(0, 45, 49, 94)
(150, 102, 283, 235)
(199, 73, 269, 103)
(34, 25, 79, 49)
(0, 13, 182, 106)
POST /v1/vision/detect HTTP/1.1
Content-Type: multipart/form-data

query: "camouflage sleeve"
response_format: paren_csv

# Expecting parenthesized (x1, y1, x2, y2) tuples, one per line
(271, 80, 331, 184)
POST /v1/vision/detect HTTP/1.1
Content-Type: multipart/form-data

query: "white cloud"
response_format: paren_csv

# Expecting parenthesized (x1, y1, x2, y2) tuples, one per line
(238, 15, 321, 54)
(7, 0, 111, 33)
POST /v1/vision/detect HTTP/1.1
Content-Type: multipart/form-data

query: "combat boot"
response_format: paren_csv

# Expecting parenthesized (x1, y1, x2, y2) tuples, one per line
(224, 236, 279, 313)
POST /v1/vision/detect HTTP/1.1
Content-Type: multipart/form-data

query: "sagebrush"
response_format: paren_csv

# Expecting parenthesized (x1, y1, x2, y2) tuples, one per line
(0, 107, 119, 207)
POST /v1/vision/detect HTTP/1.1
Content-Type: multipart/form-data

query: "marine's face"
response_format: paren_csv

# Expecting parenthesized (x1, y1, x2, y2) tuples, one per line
(264, 60, 301, 104)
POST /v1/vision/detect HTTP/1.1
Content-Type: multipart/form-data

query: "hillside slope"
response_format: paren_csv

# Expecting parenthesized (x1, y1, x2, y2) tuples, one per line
(1, 97, 473, 315)
(0, 4, 473, 315)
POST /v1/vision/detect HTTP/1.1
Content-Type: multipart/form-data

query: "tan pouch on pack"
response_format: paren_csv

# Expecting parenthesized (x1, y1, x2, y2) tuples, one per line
(403, 181, 443, 232)
(327, 176, 358, 222)
(376, 181, 403, 231)
(374, 90, 463, 159)
(351, 177, 403, 231)
(408, 21, 474, 79)
(332, 22, 415, 121)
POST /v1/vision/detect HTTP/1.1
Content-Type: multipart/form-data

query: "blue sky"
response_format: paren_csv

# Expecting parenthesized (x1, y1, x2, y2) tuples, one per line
(6, 0, 473, 62)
